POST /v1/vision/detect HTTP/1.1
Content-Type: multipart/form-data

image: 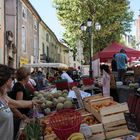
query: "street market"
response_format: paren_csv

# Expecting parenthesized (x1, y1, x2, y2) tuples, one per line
(12, 63, 140, 140)
(1, 0, 140, 140)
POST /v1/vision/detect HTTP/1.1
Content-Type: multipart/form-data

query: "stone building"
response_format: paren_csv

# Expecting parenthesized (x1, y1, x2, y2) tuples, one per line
(3, 0, 70, 68)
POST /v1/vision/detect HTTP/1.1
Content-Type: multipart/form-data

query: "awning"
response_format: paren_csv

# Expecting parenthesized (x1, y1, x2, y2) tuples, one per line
(23, 63, 68, 69)
(93, 42, 140, 62)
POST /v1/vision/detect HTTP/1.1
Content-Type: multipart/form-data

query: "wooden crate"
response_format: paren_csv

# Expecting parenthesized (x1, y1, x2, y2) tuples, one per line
(105, 126, 132, 139)
(83, 94, 104, 112)
(83, 94, 103, 102)
(88, 123, 105, 140)
(89, 97, 114, 122)
(100, 103, 129, 123)
(77, 108, 105, 140)
(76, 108, 91, 116)
(103, 119, 131, 139)
(100, 103, 131, 139)
(103, 119, 126, 131)
(134, 67, 140, 75)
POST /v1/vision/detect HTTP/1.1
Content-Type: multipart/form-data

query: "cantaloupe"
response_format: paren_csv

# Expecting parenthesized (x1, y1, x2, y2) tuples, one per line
(63, 100, 73, 109)
(58, 97, 66, 103)
(56, 103, 64, 110)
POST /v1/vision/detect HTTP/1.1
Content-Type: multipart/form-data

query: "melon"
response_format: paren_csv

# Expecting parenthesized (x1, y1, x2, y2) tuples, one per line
(41, 103, 46, 108)
(58, 97, 66, 103)
(45, 100, 53, 108)
(63, 100, 73, 109)
(53, 98, 58, 106)
(53, 93, 59, 98)
(56, 103, 64, 110)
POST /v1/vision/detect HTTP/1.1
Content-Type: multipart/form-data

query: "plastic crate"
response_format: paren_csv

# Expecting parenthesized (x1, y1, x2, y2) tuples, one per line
(55, 79, 69, 90)
(82, 78, 94, 86)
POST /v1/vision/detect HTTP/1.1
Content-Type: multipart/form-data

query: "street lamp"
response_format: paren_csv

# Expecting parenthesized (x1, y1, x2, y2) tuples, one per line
(80, 18, 101, 78)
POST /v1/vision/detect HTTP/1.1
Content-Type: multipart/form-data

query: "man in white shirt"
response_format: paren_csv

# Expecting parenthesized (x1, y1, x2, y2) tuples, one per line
(60, 71, 74, 83)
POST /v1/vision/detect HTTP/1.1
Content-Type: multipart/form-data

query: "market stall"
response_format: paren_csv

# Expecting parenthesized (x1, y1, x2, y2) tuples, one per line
(93, 42, 140, 62)
(16, 85, 140, 140)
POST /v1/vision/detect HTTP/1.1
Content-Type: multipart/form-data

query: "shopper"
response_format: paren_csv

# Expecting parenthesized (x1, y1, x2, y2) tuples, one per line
(25, 77, 37, 95)
(110, 72, 119, 102)
(100, 64, 110, 97)
(111, 54, 117, 72)
(115, 49, 128, 83)
(59, 70, 74, 83)
(10, 67, 34, 139)
(0, 64, 40, 140)
(35, 69, 45, 90)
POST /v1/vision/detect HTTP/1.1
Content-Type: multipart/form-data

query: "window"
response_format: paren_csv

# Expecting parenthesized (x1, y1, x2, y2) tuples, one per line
(46, 33, 49, 42)
(50, 36, 52, 43)
(21, 26, 26, 52)
(22, 6, 27, 20)
(42, 43, 45, 54)
(47, 46, 49, 56)
(34, 17, 38, 30)
(34, 36, 38, 63)
(58, 48, 60, 53)
(34, 36, 37, 56)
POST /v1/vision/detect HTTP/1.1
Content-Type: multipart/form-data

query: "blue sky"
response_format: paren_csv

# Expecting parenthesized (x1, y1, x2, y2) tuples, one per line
(29, 0, 139, 38)
(130, 0, 139, 34)
(29, 0, 64, 40)
(130, 0, 139, 19)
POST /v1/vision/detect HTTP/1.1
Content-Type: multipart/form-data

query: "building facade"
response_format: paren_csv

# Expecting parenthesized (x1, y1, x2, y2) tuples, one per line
(135, 14, 140, 49)
(4, 0, 41, 67)
(39, 21, 69, 65)
(5, 0, 17, 67)
(3, 0, 71, 68)
(58, 43, 69, 65)
(0, 0, 4, 64)
(17, 0, 41, 66)
(39, 21, 49, 63)
(121, 34, 135, 48)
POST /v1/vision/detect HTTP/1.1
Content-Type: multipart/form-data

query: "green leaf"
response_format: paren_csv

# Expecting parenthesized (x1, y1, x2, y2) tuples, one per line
(53, 0, 133, 60)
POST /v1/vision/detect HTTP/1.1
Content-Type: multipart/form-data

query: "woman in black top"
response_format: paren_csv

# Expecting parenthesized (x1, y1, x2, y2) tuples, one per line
(10, 67, 33, 139)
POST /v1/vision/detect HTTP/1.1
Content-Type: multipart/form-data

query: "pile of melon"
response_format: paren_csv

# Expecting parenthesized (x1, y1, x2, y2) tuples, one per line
(129, 83, 139, 88)
(33, 90, 74, 114)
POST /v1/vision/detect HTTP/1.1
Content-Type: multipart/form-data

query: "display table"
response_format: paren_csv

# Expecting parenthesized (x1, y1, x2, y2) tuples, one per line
(116, 85, 135, 103)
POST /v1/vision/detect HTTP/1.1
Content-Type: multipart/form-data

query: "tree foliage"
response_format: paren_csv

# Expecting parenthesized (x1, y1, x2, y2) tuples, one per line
(53, 0, 133, 58)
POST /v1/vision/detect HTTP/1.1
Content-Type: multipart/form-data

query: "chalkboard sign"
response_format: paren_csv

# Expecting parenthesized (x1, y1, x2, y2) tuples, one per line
(124, 113, 140, 132)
